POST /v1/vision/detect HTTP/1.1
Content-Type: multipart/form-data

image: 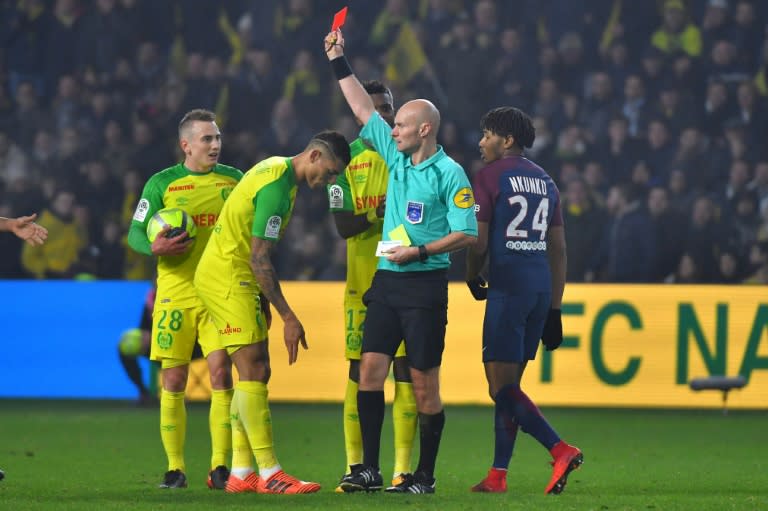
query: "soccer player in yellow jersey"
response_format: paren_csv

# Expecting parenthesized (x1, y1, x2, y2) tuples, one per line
(194, 130, 351, 494)
(128, 109, 243, 490)
(328, 80, 417, 491)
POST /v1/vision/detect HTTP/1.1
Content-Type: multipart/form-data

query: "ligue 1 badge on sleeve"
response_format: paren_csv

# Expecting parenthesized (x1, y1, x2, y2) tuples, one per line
(406, 201, 424, 224)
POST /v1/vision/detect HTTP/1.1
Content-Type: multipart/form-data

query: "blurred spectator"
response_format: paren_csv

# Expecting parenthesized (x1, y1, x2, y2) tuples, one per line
(748, 160, 768, 214)
(700, 79, 731, 138)
(588, 183, 656, 282)
(731, 0, 762, 70)
(644, 118, 676, 182)
(45, 0, 84, 92)
(705, 40, 750, 89)
(21, 188, 87, 279)
(0, 129, 29, 188)
(651, 0, 703, 58)
(2, 0, 49, 96)
(580, 71, 615, 143)
(621, 74, 651, 138)
(685, 194, 726, 281)
(562, 178, 605, 281)
(434, 11, 488, 130)
(282, 49, 325, 129)
(229, 47, 283, 135)
(734, 80, 767, 148)
(13, 81, 50, 151)
(700, 0, 733, 56)
(594, 115, 641, 186)
(648, 185, 688, 281)
(665, 252, 701, 283)
(261, 98, 313, 156)
(128, 119, 175, 179)
(667, 168, 696, 214)
(716, 247, 744, 283)
(76, 0, 132, 75)
(743, 240, 768, 283)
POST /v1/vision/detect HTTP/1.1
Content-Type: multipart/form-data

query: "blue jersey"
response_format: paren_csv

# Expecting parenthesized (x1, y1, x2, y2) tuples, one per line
(473, 155, 563, 293)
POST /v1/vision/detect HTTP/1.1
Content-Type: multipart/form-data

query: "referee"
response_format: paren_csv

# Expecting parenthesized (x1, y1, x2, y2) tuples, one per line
(325, 29, 478, 494)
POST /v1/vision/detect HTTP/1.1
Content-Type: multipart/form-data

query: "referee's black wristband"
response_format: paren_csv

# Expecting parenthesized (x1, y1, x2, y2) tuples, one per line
(418, 245, 428, 262)
(330, 56, 353, 80)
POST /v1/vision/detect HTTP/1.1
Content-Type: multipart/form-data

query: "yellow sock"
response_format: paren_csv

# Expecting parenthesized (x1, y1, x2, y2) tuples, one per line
(235, 381, 278, 471)
(343, 378, 362, 469)
(209, 388, 233, 469)
(393, 381, 417, 476)
(230, 390, 253, 470)
(160, 389, 186, 472)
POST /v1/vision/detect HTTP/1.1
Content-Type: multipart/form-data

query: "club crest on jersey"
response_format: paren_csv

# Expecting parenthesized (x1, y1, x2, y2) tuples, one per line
(328, 184, 344, 209)
(453, 187, 475, 208)
(133, 199, 150, 222)
(265, 215, 282, 238)
(406, 201, 424, 224)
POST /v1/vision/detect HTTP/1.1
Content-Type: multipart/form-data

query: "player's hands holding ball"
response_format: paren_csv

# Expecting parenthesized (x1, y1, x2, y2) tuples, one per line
(325, 29, 345, 59)
(151, 225, 192, 256)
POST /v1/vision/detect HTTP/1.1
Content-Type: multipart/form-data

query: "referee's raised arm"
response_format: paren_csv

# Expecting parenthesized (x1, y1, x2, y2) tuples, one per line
(324, 29, 375, 125)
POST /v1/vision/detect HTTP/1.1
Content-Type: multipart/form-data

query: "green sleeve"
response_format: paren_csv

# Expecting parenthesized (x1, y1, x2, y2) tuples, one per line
(127, 175, 166, 256)
(327, 172, 353, 212)
(251, 177, 292, 240)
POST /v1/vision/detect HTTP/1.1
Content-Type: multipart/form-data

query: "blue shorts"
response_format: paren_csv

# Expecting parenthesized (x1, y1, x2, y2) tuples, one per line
(482, 291, 551, 363)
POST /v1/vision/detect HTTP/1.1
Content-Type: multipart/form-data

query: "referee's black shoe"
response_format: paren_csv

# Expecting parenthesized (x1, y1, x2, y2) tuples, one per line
(338, 464, 383, 492)
(384, 470, 436, 494)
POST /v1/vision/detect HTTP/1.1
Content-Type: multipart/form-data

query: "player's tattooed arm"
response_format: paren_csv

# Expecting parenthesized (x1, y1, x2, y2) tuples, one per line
(250, 237, 292, 318)
(250, 236, 308, 365)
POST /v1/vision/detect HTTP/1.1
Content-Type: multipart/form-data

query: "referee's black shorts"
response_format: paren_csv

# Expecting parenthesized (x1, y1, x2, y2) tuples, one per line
(361, 269, 448, 371)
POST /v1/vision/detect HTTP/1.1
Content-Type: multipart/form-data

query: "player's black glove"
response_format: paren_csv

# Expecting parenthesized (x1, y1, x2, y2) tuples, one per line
(466, 275, 488, 301)
(541, 308, 563, 351)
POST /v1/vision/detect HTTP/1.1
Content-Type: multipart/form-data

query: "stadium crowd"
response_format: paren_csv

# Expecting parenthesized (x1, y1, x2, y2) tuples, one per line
(2, 0, 768, 284)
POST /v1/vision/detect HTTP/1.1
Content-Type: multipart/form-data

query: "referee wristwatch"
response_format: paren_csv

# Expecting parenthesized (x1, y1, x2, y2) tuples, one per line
(418, 245, 429, 262)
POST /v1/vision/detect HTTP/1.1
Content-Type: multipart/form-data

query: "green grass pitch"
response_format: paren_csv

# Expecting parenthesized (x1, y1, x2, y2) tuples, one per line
(0, 400, 765, 510)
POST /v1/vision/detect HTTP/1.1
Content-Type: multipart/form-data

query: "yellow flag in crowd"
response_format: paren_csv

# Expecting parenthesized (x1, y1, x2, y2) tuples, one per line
(385, 22, 427, 86)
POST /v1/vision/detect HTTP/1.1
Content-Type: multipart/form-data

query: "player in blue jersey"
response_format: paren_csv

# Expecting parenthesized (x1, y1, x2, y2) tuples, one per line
(466, 106, 583, 495)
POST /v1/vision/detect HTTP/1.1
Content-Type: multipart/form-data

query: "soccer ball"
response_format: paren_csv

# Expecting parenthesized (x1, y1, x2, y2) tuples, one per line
(118, 328, 144, 356)
(146, 207, 197, 243)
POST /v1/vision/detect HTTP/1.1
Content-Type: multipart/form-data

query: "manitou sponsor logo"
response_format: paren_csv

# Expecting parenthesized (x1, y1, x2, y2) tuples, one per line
(192, 213, 218, 227)
(349, 162, 371, 170)
(219, 323, 242, 335)
(169, 184, 195, 192)
(355, 194, 385, 209)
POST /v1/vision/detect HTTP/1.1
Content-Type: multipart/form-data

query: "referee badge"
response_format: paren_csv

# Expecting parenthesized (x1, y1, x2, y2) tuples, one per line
(453, 187, 475, 208)
(406, 201, 424, 224)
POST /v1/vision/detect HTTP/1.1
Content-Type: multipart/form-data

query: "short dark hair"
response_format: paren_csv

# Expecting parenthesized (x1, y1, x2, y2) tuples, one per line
(362, 80, 391, 97)
(310, 130, 351, 166)
(480, 106, 535, 149)
(178, 109, 216, 137)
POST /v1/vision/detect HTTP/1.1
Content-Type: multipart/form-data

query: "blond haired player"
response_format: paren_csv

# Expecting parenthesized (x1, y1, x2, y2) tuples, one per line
(194, 130, 351, 494)
(128, 109, 242, 490)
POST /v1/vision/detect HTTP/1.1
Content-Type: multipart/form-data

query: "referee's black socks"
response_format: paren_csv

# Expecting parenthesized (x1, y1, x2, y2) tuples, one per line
(416, 410, 445, 479)
(358, 390, 385, 469)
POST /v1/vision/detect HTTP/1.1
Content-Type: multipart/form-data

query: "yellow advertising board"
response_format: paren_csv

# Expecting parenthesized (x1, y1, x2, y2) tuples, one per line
(186, 283, 768, 409)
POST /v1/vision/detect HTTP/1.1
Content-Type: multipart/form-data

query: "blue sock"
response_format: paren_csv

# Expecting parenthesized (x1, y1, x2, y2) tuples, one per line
(492, 402, 518, 469)
(496, 384, 560, 450)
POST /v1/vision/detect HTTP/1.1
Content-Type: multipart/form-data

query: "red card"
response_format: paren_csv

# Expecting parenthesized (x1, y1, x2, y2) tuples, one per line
(331, 6, 348, 31)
